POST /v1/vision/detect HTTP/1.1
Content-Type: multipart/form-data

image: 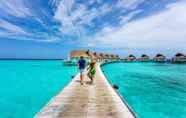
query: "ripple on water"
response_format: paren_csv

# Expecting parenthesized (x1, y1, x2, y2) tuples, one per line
(102, 62, 186, 118)
(0, 60, 77, 118)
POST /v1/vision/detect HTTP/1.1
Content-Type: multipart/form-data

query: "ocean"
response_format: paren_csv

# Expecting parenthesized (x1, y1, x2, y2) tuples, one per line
(102, 62, 186, 118)
(0, 60, 77, 118)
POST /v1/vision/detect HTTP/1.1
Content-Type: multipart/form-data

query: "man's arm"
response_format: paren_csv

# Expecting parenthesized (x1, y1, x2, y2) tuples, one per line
(77, 60, 80, 68)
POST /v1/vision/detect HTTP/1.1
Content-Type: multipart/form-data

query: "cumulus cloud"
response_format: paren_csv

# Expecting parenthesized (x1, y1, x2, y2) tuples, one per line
(87, 1, 186, 50)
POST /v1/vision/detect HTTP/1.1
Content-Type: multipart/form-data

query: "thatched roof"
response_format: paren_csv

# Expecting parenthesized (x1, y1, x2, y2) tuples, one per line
(110, 54, 114, 58)
(70, 50, 90, 58)
(108, 54, 112, 58)
(70, 50, 119, 60)
(104, 54, 110, 58)
(88, 52, 96, 59)
(93, 52, 97, 56)
(116, 55, 119, 58)
(175, 53, 186, 57)
(128, 54, 136, 58)
(141, 54, 149, 58)
(99, 53, 104, 57)
(93, 52, 102, 59)
(156, 54, 165, 57)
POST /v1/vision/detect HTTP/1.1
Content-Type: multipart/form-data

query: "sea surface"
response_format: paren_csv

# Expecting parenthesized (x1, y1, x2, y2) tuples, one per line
(0, 60, 77, 118)
(102, 62, 186, 118)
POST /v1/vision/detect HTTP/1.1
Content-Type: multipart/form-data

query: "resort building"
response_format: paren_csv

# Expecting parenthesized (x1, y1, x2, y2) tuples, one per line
(64, 50, 120, 65)
(92, 52, 99, 61)
(153, 54, 166, 62)
(110, 54, 114, 61)
(172, 53, 186, 63)
(103, 54, 110, 62)
(99, 53, 104, 62)
(127, 54, 136, 62)
(110, 54, 118, 61)
(70, 50, 91, 63)
(138, 54, 150, 62)
(114, 55, 120, 61)
(116, 55, 120, 58)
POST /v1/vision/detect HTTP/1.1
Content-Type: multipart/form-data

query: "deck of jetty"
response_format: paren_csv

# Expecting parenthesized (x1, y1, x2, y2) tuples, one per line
(36, 63, 135, 118)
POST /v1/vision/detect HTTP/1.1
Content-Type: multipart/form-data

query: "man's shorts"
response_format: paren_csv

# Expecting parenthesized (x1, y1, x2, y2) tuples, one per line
(80, 69, 85, 74)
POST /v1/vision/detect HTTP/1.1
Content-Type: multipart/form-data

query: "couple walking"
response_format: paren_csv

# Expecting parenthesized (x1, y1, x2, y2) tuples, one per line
(77, 56, 96, 85)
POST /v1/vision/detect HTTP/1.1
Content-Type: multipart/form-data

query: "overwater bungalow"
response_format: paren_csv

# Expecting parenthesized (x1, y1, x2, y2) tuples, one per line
(108, 54, 113, 61)
(113, 55, 120, 61)
(116, 55, 119, 59)
(104, 54, 110, 62)
(99, 53, 104, 57)
(172, 53, 186, 63)
(64, 50, 120, 65)
(93, 52, 97, 57)
(98, 53, 104, 62)
(93, 52, 102, 62)
(139, 54, 150, 62)
(110, 54, 116, 61)
(153, 54, 166, 62)
(110, 54, 114, 58)
(127, 54, 136, 62)
(114, 55, 118, 60)
(64, 50, 91, 65)
(93, 52, 98, 60)
(88, 52, 96, 60)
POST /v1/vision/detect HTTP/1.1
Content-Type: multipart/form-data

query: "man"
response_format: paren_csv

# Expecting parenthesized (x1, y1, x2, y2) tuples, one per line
(78, 56, 86, 85)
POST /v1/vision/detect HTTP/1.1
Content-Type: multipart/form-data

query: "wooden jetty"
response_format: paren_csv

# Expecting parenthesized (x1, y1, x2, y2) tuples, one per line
(35, 63, 136, 118)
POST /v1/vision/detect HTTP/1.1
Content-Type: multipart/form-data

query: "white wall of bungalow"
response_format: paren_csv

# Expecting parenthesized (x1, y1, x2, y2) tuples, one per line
(139, 54, 150, 62)
(127, 55, 136, 62)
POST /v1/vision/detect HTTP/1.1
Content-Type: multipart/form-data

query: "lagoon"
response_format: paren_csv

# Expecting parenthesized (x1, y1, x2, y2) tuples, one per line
(102, 62, 186, 118)
(0, 60, 77, 118)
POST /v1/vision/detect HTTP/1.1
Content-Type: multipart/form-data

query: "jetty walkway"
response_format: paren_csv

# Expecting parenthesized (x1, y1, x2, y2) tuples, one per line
(36, 63, 135, 118)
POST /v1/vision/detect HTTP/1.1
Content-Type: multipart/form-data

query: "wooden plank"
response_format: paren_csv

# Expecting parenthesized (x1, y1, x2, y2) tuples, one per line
(35, 63, 136, 118)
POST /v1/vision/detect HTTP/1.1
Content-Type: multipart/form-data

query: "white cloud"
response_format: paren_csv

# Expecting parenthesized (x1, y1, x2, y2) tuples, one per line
(88, 1, 186, 50)
(54, 0, 80, 36)
(116, 0, 145, 10)
(119, 9, 143, 24)
(0, 19, 28, 34)
(0, 0, 31, 17)
(49, 0, 58, 7)
(54, 0, 112, 37)
(75, 4, 111, 26)
(53, 0, 145, 39)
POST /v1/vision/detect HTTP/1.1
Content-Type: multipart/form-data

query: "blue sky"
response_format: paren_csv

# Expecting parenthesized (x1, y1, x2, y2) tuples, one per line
(0, 0, 186, 59)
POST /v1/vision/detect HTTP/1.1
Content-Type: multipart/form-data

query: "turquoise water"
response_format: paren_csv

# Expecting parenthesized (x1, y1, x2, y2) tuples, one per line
(0, 60, 77, 118)
(102, 62, 186, 118)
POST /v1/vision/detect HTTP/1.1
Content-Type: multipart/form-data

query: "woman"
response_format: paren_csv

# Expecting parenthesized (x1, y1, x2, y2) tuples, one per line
(87, 60, 96, 84)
